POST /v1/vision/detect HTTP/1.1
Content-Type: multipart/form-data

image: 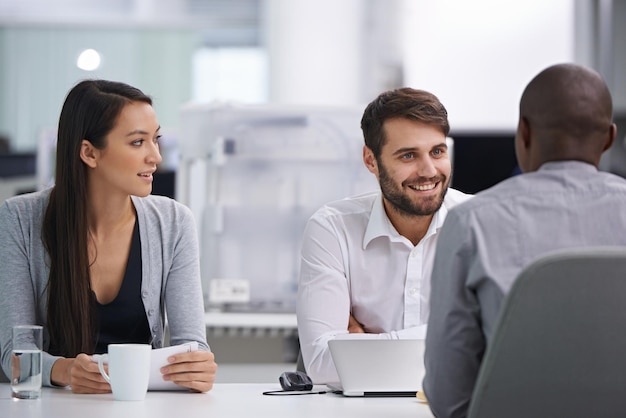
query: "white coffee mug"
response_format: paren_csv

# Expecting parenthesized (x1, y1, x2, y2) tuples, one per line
(97, 344, 151, 401)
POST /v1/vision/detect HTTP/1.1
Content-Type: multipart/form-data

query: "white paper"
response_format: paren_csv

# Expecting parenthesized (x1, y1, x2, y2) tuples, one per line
(93, 341, 199, 391)
(148, 342, 199, 391)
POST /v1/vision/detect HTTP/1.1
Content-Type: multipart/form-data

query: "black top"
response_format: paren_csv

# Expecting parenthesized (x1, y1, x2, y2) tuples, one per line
(94, 220, 151, 354)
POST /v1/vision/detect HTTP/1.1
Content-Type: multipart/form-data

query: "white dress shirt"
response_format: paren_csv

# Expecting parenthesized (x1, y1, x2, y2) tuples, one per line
(297, 188, 472, 383)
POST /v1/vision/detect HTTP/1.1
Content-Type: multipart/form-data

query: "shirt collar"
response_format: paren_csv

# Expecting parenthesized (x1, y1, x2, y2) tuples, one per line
(362, 192, 448, 249)
(538, 160, 599, 173)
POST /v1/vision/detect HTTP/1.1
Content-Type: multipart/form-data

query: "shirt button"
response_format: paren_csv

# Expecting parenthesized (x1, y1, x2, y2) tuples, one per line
(142, 291, 148, 298)
(148, 309, 155, 316)
(411, 250, 418, 258)
(409, 288, 417, 295)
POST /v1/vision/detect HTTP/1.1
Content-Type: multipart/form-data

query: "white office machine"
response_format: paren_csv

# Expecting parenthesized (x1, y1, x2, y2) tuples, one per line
(176, 103, 379, 313)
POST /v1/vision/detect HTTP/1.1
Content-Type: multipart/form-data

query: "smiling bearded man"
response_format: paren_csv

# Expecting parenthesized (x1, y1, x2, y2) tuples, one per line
(296, 87, 471, 384)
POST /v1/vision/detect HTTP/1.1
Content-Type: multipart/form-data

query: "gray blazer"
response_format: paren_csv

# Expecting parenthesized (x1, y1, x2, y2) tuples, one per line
(0, 188, 209, 386)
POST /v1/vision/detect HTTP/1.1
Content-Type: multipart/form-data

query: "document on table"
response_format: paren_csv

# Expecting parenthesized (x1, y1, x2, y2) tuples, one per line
(93, 341, 199, 391)
(149, 341, 199, 391)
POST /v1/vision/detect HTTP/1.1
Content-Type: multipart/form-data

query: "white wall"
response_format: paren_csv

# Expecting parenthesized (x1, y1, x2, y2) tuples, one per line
(1, 0, 625, 151)
(612, 0, 626, 111)
(0, 28, 136, 151)
(263, 0, 405, 107)
(402, 0, 576, 132)
(0, 27, 196, 151)
(263, 0, 365, 106)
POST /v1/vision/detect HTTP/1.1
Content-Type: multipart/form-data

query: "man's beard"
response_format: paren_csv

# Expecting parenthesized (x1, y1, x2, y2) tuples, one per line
(378, 161, 449, 218)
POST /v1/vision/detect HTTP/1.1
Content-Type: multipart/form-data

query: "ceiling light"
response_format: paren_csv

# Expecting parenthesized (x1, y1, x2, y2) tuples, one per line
(77, 49, 101, 71)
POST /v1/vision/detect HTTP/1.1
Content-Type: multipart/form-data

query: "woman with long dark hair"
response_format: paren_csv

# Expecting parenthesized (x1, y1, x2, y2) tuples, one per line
(0, 80, 217, 393)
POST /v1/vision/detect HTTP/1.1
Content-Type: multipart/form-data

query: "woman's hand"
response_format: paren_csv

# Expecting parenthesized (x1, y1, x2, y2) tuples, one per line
(51, 354, 111, 394)
(160, 350, 217, 393)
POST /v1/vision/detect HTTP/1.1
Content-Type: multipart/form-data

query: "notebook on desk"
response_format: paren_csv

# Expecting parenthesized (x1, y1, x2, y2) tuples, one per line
(327, 339, 425, 397)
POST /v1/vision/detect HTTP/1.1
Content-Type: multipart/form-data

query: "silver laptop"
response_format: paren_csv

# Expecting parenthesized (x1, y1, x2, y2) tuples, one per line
(327, 339, 425, 397)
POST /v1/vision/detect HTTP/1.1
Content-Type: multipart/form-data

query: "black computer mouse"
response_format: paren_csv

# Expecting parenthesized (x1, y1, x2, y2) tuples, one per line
(279, 371, 313, 391)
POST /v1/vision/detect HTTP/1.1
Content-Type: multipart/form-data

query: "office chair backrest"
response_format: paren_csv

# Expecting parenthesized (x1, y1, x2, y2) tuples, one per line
(467, 246, 626, 418)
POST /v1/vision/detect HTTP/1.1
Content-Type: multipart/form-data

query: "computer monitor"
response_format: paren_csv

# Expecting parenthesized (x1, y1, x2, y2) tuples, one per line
(0, 152, 37, 178)
(0, 152, 38, 203)
(450, 132, 519, 194)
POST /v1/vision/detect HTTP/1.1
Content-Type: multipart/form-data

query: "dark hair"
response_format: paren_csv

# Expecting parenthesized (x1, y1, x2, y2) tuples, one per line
(42, 79, 152, 357)
(360, 87, 449, 158)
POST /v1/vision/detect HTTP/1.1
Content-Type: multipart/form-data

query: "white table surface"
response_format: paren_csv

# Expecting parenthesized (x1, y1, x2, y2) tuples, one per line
(1, 383, 434, 418)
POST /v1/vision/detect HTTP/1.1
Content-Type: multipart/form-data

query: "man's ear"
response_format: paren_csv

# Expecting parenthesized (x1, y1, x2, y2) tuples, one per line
(603, 123, 617, 152)
(363, 145, 378, 175)
(79, 139, 98, 168)
(519, 117, 531, 150)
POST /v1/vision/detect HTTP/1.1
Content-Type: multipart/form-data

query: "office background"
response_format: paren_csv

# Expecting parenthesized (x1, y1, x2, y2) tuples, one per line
(2, 0, 625, 151)
(1, 0, 625, 377)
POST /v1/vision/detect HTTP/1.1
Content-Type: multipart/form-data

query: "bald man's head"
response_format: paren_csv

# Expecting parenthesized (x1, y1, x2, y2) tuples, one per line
(516, 63, 616, 172)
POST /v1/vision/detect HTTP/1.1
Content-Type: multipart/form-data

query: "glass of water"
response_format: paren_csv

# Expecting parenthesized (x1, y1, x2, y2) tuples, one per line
(11, 325, 43, 399)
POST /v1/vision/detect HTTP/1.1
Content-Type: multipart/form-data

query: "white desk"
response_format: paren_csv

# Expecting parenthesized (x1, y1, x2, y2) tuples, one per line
(1, 383, 434, 418)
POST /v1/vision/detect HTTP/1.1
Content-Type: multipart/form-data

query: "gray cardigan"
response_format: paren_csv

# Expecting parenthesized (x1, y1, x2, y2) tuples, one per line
(0, 188, 209, 386)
